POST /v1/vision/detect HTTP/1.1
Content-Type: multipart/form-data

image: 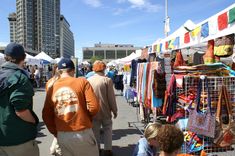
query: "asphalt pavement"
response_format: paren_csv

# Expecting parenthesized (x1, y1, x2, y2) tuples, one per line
(33, 89, 143, 156)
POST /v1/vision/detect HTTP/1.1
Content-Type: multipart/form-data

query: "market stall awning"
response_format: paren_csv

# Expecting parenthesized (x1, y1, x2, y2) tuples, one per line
(35, 51, 55, 63)
(152, 3, 235, 53)
(25, 53, 41, 66)
(116, 52, 140, 64)
(0, 53, 4, 58)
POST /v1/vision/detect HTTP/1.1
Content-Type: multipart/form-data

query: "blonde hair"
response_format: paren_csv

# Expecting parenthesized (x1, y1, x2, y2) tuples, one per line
(144, 122, 162, 141)
(47, 68, 61, 89)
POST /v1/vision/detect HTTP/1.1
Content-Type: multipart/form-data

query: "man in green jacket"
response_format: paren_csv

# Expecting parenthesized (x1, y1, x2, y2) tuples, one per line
(0, 43, 39, 156)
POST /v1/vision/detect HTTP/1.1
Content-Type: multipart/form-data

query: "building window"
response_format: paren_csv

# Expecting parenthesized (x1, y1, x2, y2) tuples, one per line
(117, 50, 126, 58)
(106, 50, 115, 59)
(94, 50, 104, 59)
(83, 50, 93, 59)
(128, 50, 134, 55)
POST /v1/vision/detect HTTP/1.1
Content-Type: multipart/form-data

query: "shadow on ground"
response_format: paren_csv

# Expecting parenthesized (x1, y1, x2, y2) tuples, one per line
(112, 144, 136, 156)
(112, 128, 142, 141)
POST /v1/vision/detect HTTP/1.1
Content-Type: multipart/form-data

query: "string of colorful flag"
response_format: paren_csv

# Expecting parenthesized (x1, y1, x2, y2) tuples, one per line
(152, 6, 235, 53)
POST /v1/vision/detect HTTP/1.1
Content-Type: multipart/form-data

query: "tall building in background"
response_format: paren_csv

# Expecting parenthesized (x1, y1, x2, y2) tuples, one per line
(8, 13, 17, 43)
(60, 15, 75, 58)
(9, 0, 61, 58)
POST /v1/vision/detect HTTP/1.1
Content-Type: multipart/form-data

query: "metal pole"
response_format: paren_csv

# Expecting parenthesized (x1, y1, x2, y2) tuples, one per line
(165, 0, 168, 37)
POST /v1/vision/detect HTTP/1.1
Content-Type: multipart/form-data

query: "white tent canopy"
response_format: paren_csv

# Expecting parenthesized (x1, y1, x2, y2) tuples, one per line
(35, 51, 54, 63)
(26, 53, 34, 59)
(25, 53, 41, 66)
(0, 53, 4, 65)
(54, 58, 62, 64)
(82, 61, 90, 65)
(116, 51, 141, 64)
(0, 53, 4, 58)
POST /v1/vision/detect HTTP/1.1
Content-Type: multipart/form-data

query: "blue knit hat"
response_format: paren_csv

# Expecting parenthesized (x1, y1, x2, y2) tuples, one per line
(4, 42, 25, 59)
(58, 58, 75, 70)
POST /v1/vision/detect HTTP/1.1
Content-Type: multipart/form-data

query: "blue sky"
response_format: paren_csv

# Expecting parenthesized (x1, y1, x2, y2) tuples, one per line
(0, 0, 234, 59)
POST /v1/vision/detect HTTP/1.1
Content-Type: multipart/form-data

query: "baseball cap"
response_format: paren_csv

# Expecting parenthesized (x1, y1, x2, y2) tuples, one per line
(58, 58, 75, 70)
(4, 42, 26, 59)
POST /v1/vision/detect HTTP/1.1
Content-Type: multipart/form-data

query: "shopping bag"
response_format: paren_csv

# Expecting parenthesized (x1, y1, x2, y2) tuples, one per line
(213, 85, 235, 147)
(187, 78, 216, 138)
(214, 34, 234, 57)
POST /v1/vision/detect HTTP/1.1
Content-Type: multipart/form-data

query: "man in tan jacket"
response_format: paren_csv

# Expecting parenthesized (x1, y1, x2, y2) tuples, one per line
(88, 61, 118, 156)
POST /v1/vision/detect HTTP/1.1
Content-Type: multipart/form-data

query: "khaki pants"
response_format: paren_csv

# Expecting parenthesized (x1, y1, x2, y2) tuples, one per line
(57, 129, 99, 156)
(93, 119, 112, 150)
(0, 140, 39, 156)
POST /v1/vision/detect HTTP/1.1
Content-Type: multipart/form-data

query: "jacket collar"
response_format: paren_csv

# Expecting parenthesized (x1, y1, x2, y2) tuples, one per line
(1, 62, 21, 70)
(94, 72, 105, 77)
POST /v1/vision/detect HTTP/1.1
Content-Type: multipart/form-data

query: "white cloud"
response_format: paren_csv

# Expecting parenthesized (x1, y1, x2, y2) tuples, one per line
(0, 42, 9, 47)
(113, 7, 131, 15)
(110, 19, 141, 28)
(128, 0, 145, 6)
(83, 0, 102, 8)
(115, 0, 162, 13)
(129, 0, 161, 12)
(117, 0, 126, 3)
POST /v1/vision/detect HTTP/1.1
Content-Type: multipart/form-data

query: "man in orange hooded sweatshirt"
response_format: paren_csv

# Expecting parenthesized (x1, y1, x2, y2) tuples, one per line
(43, 58, 100, 156)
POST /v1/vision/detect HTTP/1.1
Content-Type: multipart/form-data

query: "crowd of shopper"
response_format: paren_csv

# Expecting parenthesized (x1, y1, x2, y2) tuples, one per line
(0, 43, 184, 156)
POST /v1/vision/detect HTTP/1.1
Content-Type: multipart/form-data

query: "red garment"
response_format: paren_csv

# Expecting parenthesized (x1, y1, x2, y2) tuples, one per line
(218, 12, 228, 31)
(184, 32, 190, 43)
(144, 63, 151, 108)
(173, 50, 186, 68)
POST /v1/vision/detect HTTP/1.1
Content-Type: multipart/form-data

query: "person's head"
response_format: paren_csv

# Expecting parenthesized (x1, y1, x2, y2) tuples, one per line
(4, 42, 26, 68)
(58, 58, 75, 77)
(144, 122, 162, 147)
(93, 60, 106, 73)
(157, 125, 184, 156)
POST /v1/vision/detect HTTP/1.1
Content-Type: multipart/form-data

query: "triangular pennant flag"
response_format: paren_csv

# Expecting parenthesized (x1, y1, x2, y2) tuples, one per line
(174, 37, 180, 48)
(229, 7, 235, 24)
(201, 22, 209, 38)
(184, 32, 190, 43)
(159, 43, 162, 52)
(209, 17, 218, 35)
(153, 45, 157, 52)
(155, 44, 158, 53)
(191, 26, 201, 37)
(168, 39, 175, 49)
(218, 12, 228, 31)
(165, 41, 169, 50)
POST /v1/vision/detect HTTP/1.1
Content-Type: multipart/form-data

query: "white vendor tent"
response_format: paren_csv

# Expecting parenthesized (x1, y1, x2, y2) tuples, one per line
(35, 51, 55, 63)
(0, 53, 5, 65)
(54, 58, 62, 64)
(116, 51, 141, 64)
(25, 53, 41, 66)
